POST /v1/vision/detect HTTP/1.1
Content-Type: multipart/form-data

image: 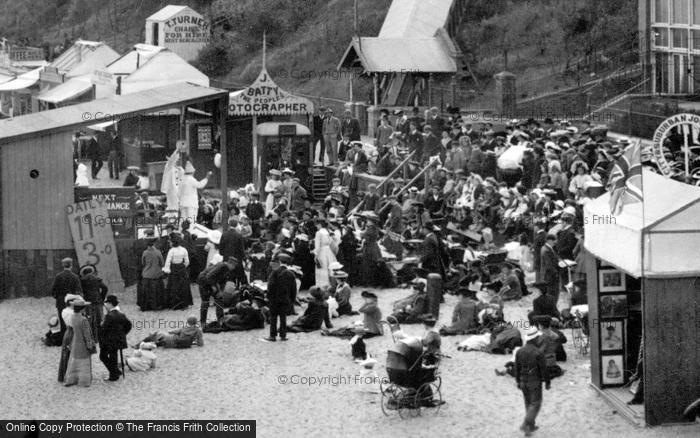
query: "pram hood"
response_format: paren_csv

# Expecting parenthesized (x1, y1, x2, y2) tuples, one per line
(387, 337, 423, 370)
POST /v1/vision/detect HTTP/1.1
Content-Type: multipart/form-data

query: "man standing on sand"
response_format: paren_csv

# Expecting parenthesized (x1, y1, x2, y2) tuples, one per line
(264, 253, 296, 342)
(99, 295, 132, 381)
(51, 258, 83, 334)
(322, 108, 341, 165)
(515, 327, 550, 436)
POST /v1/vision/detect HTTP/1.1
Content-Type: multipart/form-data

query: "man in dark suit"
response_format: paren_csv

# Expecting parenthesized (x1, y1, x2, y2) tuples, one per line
(422, 126, 441, 163)
(540, 234, 561, 303)
(394, 110, 410, 139)
(515, 327, 550, 436)
(427, 107, 445, 135)
(197, 257, 246, 325)
(528, 284, 560, 325)
(51, 257, 82, 334)
(264, 253, 296, 341)
(346, 142, 368, 174)
(532, 225, 547, 282)
(420, 223, 446, 280)
(99, 295, 132, 381)
(408, 107, 425, 131)
(219, 218, 246, 262)
(341, 110, 361, 142)
(406, 122, 424, 159)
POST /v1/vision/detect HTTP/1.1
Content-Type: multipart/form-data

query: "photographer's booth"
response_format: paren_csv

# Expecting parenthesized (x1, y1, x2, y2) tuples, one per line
(583, 169, 700, 426)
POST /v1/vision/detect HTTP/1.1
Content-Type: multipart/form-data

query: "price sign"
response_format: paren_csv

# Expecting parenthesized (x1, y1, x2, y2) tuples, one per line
(66, 199, 124, 291)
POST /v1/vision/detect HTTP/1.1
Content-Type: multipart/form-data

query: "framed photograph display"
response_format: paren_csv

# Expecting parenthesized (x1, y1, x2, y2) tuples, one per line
(600, 294, 628, 319)
(601, 354, 625, 386)
(599, 268, 626, 293)
(600, 320, 625, 352)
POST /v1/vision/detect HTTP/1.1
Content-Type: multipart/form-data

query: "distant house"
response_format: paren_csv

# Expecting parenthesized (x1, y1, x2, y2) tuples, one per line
(92, 44, 209, 99)
(145, 5, 210, 62)
(338, 0, 466, 107)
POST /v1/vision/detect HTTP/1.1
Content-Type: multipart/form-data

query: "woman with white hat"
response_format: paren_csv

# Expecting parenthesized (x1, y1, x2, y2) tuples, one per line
(63, 298, 97, 387)
(264, 169, 283, 212)
(58, 294, 81, 382)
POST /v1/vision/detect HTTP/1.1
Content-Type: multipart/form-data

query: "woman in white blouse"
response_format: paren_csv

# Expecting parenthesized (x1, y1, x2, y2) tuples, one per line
(163, 233, 191, 309)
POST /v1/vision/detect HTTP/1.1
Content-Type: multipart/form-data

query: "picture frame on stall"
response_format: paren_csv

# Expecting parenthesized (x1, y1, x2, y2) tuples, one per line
(600, 294, 628, 319)
(599, 268, 626, 293)
(600, 320, 625, 352)
(601, 354, 625, 386)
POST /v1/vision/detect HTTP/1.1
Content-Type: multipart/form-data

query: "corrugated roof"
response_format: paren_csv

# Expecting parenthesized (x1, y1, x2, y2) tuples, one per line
(0, 65, 44, 91)
(50, 40, 111, 74)
(0, 82, 227, 144)
(341, 37, 456, 73)
(146, 5, 192, 21)
(379, 0, 453, 38)
(105, 44, 167, 75)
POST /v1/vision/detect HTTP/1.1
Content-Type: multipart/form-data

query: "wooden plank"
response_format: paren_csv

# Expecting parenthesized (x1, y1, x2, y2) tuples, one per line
(586, 250, 602, 388)
(643, 277, 700, 425)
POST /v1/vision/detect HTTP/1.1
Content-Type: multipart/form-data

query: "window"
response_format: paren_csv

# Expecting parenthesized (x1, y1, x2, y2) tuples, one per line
(673, 0, 689, 24)
(654, 27, 670, 47)
(656, 0, 669, 23)
(692, 29, 700, 48)
(673, 28, 689, 48)
(694, 0, 700, 24)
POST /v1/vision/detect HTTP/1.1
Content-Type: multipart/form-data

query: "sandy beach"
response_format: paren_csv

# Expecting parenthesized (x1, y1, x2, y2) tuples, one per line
(1, 285, 698, 438)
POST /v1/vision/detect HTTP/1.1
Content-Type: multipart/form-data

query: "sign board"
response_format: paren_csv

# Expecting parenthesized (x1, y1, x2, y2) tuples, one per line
(66, 199, 124, 289)
(9, 47, 45, 62)
(163, 14, 210, 44)
(197, 124, 212, 150)
(39, 66, 64, 84)
(228, 68, 314, 116)
(74, 188, 137, 239)
(652, 113, 700, 177)
(91, 69, 113, 86)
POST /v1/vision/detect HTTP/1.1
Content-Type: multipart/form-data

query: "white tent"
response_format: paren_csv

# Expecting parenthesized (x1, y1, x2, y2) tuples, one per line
(584, 169, 700, 278)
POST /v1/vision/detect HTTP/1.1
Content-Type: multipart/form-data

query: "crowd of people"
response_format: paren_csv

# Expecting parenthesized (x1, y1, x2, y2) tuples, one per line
(46, 106, 643, 436)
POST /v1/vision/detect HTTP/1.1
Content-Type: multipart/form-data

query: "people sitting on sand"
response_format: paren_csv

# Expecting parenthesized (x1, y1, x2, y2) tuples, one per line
(498, 263, 522, 301)
(528, 283, 560, 325)
(439, 288, 478, 336)
(204, 295, 267, 333)
(485, 322, 523, 355)
(288, 286, 333, 333)
(331, 271, 358, 316)
(138, 316, 204, 348)
(421, 316, 441, 366)
(126, 342, 157, 371)
(42, 316, 63, 347)
(322, 291, 383, 339)
(390, 281, 430, 324)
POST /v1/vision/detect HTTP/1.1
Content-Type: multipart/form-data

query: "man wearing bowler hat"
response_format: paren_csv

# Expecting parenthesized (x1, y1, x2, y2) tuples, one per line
(515, 327, 550, 436)
(264, 253, 296, 341)
(51, 257, 83, 334)
(99, 295, 132, 381)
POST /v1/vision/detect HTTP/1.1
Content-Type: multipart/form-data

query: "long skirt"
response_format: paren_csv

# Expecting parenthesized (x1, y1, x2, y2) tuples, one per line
(358, 242, 382, 287)
(58, 327, 73, 382)
(167, 263, 192, 309)
(315, 245, 337, 288)
(64, 357, 93, 387)
(84, 303, 103, 344)
(138, 277, 166, 311)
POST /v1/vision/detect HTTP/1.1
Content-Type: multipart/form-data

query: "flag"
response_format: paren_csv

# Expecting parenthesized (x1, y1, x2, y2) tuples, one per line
(607, 140, 642, 215)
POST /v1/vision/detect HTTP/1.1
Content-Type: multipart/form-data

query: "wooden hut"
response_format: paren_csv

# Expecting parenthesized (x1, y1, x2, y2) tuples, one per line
(583, 169, 700, 426)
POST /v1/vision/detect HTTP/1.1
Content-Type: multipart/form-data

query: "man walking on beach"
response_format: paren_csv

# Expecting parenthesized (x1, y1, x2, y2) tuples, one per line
(515, 327, 550, 436)
(99, 295, 132, 381)
(264, 253, 296, 342)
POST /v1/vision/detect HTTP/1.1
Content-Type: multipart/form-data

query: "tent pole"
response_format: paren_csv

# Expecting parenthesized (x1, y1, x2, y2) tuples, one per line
(219, 97, 229, 232)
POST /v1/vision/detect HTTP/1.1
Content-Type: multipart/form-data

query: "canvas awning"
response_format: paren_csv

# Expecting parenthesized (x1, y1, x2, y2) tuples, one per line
(0, 66, 43, 91)
(584, 169, 700, 278)
(256, 122, 311, 136)
(37, 76, 92, 104)
(228, 68, 314, 116)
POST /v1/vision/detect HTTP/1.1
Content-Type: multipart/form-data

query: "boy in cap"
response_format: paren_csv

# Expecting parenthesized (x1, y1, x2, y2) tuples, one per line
(515, 327, 550, 436)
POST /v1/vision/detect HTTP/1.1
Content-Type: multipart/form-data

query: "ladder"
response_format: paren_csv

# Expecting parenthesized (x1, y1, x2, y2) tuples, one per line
(311, 164, 328, 203)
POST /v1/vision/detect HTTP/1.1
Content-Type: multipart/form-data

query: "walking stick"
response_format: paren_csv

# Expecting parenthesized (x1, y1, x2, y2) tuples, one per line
(119, 349, 125, 380)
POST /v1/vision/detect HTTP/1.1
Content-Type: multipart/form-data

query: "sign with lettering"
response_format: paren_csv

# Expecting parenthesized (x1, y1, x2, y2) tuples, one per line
(39, 66, 65, 84)
(74, 188, 137, 239)
(228, 68, 314, 116)
(651, 113, 700, 177)
(9, 47, 45, 62)
(91, 69, 113, 86)
(66, 199, 124, 290)
(163, 14, 210, 44)
(197, 124, 212, 150)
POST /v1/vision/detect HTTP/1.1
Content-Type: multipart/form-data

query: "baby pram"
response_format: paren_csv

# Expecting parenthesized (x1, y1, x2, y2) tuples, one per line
(380, 334, 445, 418)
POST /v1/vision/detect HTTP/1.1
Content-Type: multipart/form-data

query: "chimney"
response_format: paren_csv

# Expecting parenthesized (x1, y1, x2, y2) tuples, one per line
(116, 76, 122, 95)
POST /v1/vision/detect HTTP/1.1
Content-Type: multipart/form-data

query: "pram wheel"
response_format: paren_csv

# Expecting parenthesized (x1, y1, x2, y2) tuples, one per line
(380, 384, 402, 416)
(397, 388, 420, 418)
(415, 379, 443, 416)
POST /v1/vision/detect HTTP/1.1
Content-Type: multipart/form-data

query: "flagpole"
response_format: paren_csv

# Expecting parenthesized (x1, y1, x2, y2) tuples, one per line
(262, 32, 266, 71)
(638, 139, 647, 411)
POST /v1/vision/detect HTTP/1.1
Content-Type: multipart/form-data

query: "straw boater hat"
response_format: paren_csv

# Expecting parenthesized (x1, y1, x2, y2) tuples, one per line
(79, 265, 96, 277)
(269, 169, 282, 177)
(524, 326, 540, 342)
(64, 293, 81, 304)
(332, 270, 349, 279)
(329, 261, 344, 271)
(361, 291, 377, 300)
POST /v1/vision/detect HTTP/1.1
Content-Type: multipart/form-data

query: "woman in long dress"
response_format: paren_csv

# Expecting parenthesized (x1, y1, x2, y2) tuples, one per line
(264, 170, 283, 212)
(58, 294, 79, 382)
(358, 213, 384, 287)
(314, 219, 338, 288)
(64, 299, 96, 387)
(163, 233, 191, 310)
(138, 237, 165, 311)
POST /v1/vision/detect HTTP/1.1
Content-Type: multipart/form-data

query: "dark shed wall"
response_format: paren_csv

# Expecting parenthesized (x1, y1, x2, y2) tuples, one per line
(1, 132, 73, 249)
(643, 277, 700, 425)
(586, 251, 602, 388)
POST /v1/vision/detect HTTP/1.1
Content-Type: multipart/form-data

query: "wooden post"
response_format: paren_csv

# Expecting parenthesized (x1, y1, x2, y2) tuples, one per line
(427, 273, 442, 318)
(373, 74, 379, 106)
(427, 73, 434, 108)
(219, 97, 229, 231)
(252, 115, 259, 190)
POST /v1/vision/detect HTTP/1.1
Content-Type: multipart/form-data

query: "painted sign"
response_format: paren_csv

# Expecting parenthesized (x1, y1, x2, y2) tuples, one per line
(163, 14, 210, 44)
(91, 69, 113, 86)
(228, 68, 314, 115)
(651, 113, 700, 176)
(74, 188, 136, 239)
(197, 124, 212, 150)
(66, 198, 124, 289)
